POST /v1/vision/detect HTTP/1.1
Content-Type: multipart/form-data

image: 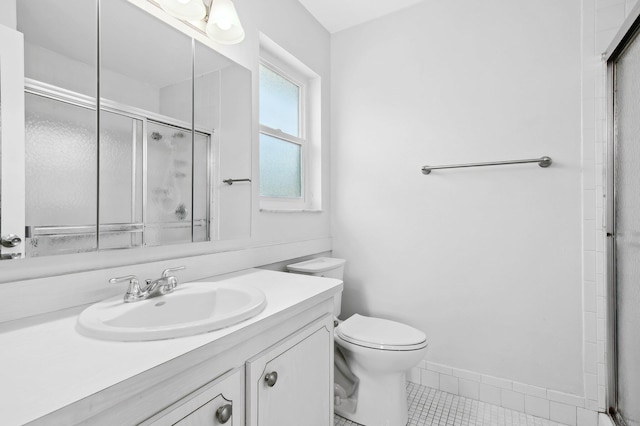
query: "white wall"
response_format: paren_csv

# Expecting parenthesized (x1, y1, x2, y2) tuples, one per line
(331, 1, 584, 395)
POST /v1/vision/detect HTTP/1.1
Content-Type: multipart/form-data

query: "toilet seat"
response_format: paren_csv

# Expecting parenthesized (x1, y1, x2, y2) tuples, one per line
(335, 314, 427, 351)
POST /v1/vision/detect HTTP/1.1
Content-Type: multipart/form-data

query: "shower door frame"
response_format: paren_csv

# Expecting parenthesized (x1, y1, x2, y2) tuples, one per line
(23, 78, 215, 254)
(604, 7, 640, 425)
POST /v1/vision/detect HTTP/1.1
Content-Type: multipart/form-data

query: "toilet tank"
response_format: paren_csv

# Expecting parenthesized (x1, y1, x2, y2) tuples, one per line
(286, 257, 346, 317)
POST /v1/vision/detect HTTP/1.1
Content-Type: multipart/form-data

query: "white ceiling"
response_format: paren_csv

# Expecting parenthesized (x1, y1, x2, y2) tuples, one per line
(297, 0, 424, 34)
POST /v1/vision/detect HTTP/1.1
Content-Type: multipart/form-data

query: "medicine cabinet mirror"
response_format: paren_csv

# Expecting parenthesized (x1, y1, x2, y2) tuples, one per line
(0, 0, 251, 264)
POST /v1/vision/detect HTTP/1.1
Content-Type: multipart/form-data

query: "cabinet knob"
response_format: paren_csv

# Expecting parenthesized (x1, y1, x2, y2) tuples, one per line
(264, 371, 278, 387)
(216, 403, 232, 424)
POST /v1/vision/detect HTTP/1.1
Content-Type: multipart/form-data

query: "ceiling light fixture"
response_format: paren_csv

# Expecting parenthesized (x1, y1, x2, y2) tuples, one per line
(158, 0, 206, 21)
(206, 0, 245, 45)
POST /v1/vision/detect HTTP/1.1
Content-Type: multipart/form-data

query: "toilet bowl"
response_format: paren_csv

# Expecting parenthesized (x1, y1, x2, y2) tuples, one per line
(287, 257, 428, 426)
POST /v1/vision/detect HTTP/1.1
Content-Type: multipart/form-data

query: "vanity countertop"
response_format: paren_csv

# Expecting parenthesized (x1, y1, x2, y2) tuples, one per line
(0, 269, 342, 425)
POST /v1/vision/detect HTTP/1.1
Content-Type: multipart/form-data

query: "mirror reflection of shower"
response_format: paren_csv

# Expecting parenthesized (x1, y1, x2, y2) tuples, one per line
(23, 83, 212, 257)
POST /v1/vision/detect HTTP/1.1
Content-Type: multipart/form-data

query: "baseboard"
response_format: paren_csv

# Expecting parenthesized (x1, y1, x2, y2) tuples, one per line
(407, 360, 601, 426)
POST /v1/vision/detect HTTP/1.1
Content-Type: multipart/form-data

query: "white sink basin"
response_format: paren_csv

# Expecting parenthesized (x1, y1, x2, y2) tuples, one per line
(77, 282, 267, 341)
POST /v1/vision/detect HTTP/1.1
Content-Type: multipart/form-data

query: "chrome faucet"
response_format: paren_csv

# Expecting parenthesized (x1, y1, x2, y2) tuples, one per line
(109, 266, 186, 303)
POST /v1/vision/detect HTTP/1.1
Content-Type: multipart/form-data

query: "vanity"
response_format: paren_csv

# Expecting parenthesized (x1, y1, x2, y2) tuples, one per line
(0, 269, 342, 425)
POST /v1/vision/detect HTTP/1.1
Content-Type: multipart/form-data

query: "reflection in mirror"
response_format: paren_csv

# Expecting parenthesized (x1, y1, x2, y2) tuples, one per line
(13, 0, 253, 260)
(18, 0, 98, 256)
(100, 0, 202, 249)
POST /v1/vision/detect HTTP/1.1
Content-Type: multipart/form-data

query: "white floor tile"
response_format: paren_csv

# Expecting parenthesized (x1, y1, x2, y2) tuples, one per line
(334, 382, 570, 426)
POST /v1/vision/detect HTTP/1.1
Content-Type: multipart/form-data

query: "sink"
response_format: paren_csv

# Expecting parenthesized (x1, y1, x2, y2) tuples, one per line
(77, 282, 267, 341)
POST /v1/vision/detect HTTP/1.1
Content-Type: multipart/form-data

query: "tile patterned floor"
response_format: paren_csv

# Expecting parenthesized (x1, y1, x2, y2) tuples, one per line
(334, 382, 569, 426)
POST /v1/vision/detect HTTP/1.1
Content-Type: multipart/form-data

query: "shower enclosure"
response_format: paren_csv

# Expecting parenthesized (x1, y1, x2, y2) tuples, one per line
(24, 81, 212, 257)
(606, 13, 640, 426)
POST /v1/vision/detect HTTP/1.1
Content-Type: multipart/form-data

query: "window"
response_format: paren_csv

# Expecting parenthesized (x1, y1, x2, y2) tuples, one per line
(259, 35, 321, 211)
(259, 62, 304, 199)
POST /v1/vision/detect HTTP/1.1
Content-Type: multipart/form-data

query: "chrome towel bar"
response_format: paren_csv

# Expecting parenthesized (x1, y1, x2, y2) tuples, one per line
(223, 178, 252, 185)
(421, 156, 552, 175)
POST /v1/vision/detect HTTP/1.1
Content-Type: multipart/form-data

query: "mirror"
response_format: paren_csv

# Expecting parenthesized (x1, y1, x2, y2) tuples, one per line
(11, 0, 252, 259)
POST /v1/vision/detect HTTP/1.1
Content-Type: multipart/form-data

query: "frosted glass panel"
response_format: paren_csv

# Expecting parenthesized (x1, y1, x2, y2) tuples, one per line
(614, 30, 640, 426)
(193, 132, 209, 242)
(25, 93, 97, 256)
(259, 64, 299, 136)
(146, 122, 193, 246)
(259, 133, 301, 198)
(99, 111, 143, 250)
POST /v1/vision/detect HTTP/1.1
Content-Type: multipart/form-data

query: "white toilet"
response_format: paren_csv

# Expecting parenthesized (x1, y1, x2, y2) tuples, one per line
(287, 257, 428, 426)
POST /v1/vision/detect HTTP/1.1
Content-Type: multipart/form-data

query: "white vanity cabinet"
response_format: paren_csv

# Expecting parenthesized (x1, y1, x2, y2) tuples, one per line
(143, 368, 244, 426)
(246, 315, 333, 426)
(4, 270, 342, 426)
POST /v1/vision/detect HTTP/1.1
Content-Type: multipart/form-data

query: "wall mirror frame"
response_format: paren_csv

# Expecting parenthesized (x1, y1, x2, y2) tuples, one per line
(0, 0, 252, 283)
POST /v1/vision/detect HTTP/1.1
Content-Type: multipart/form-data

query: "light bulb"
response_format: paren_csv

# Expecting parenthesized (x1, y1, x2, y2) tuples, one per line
(213, 3, 234, 30)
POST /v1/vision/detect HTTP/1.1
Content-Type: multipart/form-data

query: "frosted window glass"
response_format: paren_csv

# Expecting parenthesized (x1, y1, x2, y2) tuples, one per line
(259, 133, 301, 198)
(259, 64, 299, 136)
(614, 29, 640, 426)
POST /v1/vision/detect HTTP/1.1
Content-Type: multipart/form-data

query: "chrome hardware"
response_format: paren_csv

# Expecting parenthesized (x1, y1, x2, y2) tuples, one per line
(421, 156, 552, 175)
(162, 266, 186, 277)
(223, 178, 252, 185)
(0, 253, 22, 260)
(109, 275, 146, 303)
(110, 266, 185, 303)
(156, 266, 186, 295)
(264, 371, 278, 387)
(142, 266, 186, 299)
(216, 404, 232, 424)
(1, 234, 22, 248)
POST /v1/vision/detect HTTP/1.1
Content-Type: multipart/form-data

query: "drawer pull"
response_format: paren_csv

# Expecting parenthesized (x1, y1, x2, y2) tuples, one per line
(216, 403, 232, 423)
(264, 371, 278, 387)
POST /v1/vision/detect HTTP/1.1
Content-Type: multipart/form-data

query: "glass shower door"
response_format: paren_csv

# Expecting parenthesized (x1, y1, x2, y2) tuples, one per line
(145, 122, 210, 247)
(612, 27, 640, 426)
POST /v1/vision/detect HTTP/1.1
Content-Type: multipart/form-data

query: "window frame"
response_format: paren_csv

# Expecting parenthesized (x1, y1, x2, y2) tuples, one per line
(258, 55, 310, 209)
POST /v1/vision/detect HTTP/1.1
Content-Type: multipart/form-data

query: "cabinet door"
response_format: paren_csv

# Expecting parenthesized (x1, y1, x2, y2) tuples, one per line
(144, 368, 244, 426)
(0, 24, 26, 260)
(247, 316, 333, 426)
(174, 393, 233, 426)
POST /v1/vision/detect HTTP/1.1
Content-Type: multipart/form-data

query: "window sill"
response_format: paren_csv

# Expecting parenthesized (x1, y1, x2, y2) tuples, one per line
(259, 209, 323, 214)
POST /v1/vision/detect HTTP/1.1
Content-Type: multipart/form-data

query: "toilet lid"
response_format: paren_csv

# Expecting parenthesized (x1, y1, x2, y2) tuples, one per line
(335, 314, 427, 351)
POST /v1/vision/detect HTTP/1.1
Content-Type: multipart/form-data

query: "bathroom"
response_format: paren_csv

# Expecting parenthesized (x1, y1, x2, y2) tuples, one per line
(0, 0, 637, 425)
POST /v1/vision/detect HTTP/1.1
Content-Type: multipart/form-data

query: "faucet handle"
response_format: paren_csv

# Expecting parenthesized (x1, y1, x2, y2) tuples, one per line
(109, 275, 144, 302)
(161, 266, 186, 278)
(109, 275, 138, 285)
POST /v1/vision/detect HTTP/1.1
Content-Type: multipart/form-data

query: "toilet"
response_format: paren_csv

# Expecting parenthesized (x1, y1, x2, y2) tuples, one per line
(287, 257, 428, 426)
